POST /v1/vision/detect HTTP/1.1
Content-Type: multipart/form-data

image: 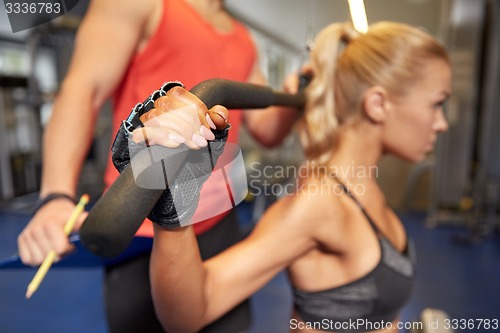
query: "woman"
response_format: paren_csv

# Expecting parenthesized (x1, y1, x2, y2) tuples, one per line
(136, 21, 451, 332)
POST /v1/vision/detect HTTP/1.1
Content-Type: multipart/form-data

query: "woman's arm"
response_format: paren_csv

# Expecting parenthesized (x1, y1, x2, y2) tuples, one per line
(132, 87, 315, 332)
(150, 195, 316, 332)
(242, 62, 302, 148)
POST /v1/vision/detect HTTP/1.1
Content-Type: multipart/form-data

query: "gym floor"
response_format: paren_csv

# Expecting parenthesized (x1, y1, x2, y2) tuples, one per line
(0, 200, 499, 333)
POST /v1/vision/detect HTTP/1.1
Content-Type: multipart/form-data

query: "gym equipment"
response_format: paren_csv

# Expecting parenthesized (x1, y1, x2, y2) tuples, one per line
(79, 79, 305, 257)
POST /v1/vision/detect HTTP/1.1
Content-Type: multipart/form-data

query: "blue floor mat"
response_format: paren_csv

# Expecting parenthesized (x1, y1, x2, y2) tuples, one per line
(1, 205, 499, 333)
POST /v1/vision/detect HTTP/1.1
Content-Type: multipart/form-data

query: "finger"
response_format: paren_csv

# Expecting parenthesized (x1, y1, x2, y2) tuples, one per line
(43, 223, 72, 257)
(57, 244, 76, 262)
(138, 112, 191, 142)
(167, 87, 206, 110)
(301, 62, 313, 75)
(18, 231, 36, 266)
(157, 105, 200, 128)
(167, 87, 212, 129)
(31, 226, 57, 262)
(167, 106, 214, 141)
(208, 105, 229, 130)
(140, 105, 212, 147)
(205, 112, 217, 130)
(200, 124, 215, 141)
(152, 95, 190, 115)
(19, 229, 46, 265)
(283, 73, 299, 94)
(143, 95, 194, 124)
(74, 211, 89, 231)
(149, 89, 215, 140)
(133, 110, 202, 147)
(142, 105, 203, 135)
(134, 127, 207, 150)
(132, 127, 185, 149)
(140, 107, 164, 124)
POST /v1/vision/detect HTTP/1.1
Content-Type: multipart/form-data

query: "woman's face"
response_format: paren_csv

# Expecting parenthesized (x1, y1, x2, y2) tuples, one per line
(383, 58, 451, 163)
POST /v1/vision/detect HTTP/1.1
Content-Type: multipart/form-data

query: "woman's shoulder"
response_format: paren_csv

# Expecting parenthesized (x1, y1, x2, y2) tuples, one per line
(264, 176, 349, 232)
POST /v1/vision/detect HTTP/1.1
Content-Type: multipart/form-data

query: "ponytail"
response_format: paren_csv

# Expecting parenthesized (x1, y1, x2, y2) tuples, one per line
(298, 23, 358, 168)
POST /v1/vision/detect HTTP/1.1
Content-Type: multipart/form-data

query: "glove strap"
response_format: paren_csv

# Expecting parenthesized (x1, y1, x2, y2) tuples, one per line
(111, 81, 184, 173)
(122, 81, 184, 137)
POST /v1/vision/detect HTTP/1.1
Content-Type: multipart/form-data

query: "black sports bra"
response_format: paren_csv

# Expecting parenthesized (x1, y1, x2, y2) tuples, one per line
(293, 180, 416, 332)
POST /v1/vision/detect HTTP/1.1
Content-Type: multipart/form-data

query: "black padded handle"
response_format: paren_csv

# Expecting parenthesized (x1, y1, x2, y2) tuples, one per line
(79, 79, 305, 257)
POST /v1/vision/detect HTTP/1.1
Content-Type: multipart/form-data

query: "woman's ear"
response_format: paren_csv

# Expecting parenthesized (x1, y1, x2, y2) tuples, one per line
(362, 86, 388, 123)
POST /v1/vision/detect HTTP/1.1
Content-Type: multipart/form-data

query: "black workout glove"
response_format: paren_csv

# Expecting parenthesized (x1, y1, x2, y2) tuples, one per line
(111, 82, 229, 228)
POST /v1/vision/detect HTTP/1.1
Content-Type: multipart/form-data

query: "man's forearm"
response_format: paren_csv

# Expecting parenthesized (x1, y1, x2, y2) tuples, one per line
(244, 105, 299, 148)
(40, 84, 99, 197)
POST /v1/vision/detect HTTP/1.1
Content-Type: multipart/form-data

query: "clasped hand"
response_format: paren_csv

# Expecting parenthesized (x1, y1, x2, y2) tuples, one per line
(131, 86, 229, 149)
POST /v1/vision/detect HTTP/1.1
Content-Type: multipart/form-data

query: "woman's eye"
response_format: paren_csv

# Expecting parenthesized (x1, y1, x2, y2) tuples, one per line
(433, 101, 445, 110)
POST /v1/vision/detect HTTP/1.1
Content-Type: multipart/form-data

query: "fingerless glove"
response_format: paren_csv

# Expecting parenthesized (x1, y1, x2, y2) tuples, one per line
(110, 82, 229, 228)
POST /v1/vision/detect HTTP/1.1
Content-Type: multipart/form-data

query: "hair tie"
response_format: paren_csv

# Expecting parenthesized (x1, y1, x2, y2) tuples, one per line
(341, 25, 362, 44)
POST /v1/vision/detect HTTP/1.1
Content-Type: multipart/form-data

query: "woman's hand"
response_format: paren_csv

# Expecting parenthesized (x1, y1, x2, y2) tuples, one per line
(131, 86, 229, 149)
(284, 63, 313, 94)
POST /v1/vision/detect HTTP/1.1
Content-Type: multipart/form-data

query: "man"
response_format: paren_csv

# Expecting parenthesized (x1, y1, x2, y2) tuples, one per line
(17, 0, 299, 332)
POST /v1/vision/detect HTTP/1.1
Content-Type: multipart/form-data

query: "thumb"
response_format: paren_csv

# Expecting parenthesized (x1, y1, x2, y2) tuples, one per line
(208, 105, 229, 130)
(74, 211, 89, 232)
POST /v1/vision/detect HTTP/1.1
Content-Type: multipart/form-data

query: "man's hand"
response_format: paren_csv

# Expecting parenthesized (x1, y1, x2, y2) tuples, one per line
(17, 200, 87, 266)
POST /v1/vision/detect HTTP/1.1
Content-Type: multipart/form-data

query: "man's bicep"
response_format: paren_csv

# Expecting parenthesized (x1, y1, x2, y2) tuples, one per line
(64, 0, 150, 105)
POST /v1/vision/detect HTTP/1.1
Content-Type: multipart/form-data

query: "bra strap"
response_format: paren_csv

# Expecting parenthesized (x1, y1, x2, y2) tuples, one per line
(331, 177, 381, 234)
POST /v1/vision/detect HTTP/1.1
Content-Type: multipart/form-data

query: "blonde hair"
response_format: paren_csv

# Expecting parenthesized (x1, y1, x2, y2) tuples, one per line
(299, 21, 450, 167)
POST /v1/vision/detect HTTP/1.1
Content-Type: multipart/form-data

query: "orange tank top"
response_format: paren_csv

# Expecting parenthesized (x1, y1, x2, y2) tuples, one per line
(104, 0, 256, 236)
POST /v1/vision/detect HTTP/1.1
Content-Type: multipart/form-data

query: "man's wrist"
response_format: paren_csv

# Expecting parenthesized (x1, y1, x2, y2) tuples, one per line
(32, 193, 77, 215)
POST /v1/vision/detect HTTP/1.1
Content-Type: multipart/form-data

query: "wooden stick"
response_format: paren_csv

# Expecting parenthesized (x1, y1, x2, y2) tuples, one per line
(25, 194, 90, 299)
